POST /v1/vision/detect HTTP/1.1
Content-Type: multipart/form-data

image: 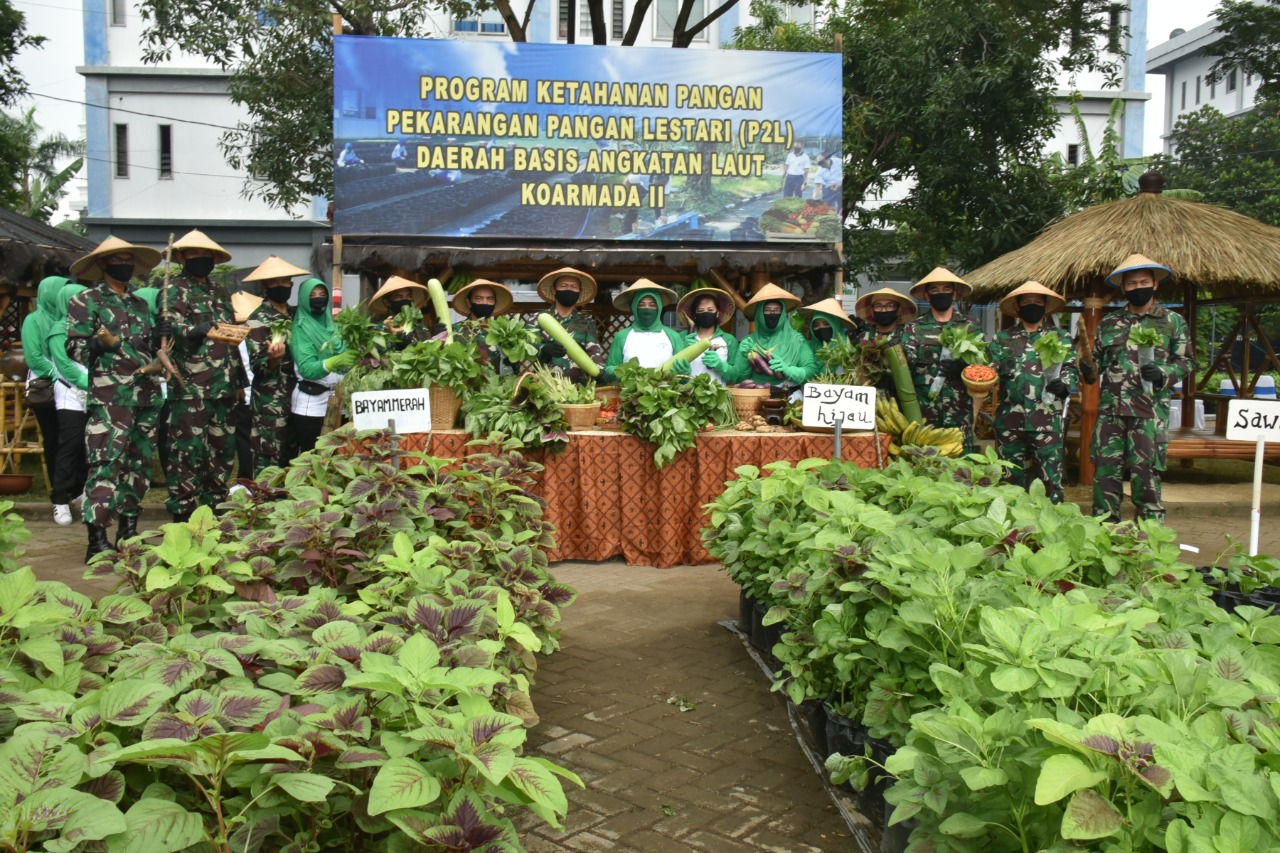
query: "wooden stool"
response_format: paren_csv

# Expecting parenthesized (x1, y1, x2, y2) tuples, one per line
(0, 381, 49, 489)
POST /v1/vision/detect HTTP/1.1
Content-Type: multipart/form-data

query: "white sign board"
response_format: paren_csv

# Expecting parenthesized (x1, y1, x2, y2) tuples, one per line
(350, 388, 432, 434)
(802, 383, 876, 430)
(1225, 398, 1280, 442)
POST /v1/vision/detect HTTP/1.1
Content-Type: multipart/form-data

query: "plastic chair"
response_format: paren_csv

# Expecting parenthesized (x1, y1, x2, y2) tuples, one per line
(1219, 378, 1237, 397)
(1255, 375, 1277, 400)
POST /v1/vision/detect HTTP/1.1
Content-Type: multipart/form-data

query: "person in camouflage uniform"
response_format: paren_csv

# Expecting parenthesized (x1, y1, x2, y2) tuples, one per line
(242, 256, 307, 475)
(155, 229, 244, 521)
(987, 282, 1077, 503)
(370, 276, 436, 347)
(854, 287, 918, 400)
(65, 236, 163, 561)
(532, 267, 605, 384)
(1081, 254, 1192, 522)
(900, 268, 981, 451)
(452, 279, 517, 375)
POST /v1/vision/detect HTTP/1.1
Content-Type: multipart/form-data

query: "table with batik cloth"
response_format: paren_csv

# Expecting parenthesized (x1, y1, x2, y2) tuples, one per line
(401, 429, 888, 568)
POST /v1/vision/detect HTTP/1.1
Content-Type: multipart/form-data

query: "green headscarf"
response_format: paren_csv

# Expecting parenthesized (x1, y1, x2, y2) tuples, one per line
(23, 275, 67, 347)
(631, 291, 664, 332)
(749, 300, 810, 363)
(807, 311, 850, 354)
(292, 277, 346, 357)
(50, 282, 87, 326)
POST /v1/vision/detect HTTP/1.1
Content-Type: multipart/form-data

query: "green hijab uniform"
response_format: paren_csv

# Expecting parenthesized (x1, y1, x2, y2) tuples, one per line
(290, 278, 349, 381)
(22, 275, 67, 381)
(602, 280, 685, 382)
(48, 283, 89, 393)
(798, 297, 860, 380)
(722, 284, 814, 386)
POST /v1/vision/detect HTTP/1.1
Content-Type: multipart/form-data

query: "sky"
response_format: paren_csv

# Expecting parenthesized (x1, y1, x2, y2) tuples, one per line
(2, 0, 1228, 220)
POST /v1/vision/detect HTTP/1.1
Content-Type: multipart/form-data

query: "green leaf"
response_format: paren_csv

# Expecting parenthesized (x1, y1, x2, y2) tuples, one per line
(0, 565, 36, 621)
(107, 797, 205, 853)
(990, 665, 1038, 693)
(99, 680, 173, 727)
(96, 594, 154, 624)
(960, 765, 1008, 791)
(1034, 754, 1109, 805)
(397, 633, 440, 679)
(273, 772, 336, 802)
(939, 812, 990, 837)
(20, 634, 64, 675)
(1061, 789, 1124, 840)
(368, 757, 442, 815)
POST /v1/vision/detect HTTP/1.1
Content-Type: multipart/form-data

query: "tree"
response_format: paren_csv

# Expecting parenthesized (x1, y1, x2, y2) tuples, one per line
(1209, 0, 1280, 100)
(1148, 99, 1280, 227)
(0, 0, 43, 108)
(0, 107, 83, 221)
(731, 0, 1121, 275)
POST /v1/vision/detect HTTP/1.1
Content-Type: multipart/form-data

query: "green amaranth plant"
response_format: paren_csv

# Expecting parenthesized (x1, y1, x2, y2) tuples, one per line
(616, 363, 735, 468)
(533, 364, 596, 404)
(481, 316, 540, 367)
(1030, 330, 1072, 368)
(1127, 326, 1165, 348)
(269, 317, 292, 346)
(939, 324, 989, 365)
(462, 373, 570, 451)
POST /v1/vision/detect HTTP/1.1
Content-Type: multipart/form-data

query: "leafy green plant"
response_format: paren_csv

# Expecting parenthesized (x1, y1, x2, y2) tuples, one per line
(533, 365, 596, 404)
(269, 317, 292, 346)
(939, 324, 989, 365)
(1127, 326, 1164, 348)
(616, 363, 735, 467)
(816, 338, 885, 386)
(462, 374, 570, 451)
(1031, 330, 1072, 368)
(483, 316, 540, 367)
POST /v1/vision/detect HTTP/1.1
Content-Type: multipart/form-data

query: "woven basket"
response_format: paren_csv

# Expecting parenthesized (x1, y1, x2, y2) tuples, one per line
(207, 323, 251, 345)
(561, 402, 601, 431)
(729, 387, 769, 420)
(595, 385, 621, 404)
(429, 385, 461, 430)
(961, 373, 998, 398)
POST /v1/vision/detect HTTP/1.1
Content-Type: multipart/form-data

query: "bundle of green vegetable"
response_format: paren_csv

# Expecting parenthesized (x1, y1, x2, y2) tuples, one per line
(616, 363, 736, 468)
(1127, 326, 1164, 348)
(817, 338, 885, 386)
(269, 317, 292, 346)
(387, 303, 423, 336)
(335, 306, 392, 360)
(938, 324, 989, 365)
(483, 315, 540, 366)
(1030, 330, 1072, 367)
(390, 338, 484, 393)
(533, 364, 597, 404)
(462, 373, 570, 451)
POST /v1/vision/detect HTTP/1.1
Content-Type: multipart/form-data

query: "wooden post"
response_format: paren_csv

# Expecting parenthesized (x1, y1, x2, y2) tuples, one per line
(1078, 276, 1107, 486)
(708, 269, 749, 313)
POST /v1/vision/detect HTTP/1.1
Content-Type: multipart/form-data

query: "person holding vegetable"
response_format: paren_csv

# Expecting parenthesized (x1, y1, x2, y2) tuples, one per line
(66, 236, 163, 561)
(533, 267, 605, 384)
(22, 275, 64, 522)
(798, 296, 860, 376)
(290, 279, 353, 458)
(675, 287, 738, 384)
(602, 279, 685, 380)
(901, 268, 981, 452)
(452, 279, 516, 374)
(369, 275, 434, 347)
(242, 255, 306, 475)
(987, 282, 1076, 503)
(47, 281, 89, 528)
(715, 283, 815, 386)
(1081, 254, 1191, 523)
(854, 288, 916, 347)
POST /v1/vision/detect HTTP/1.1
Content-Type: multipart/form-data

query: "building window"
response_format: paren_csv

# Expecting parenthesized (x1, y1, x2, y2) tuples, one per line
(110, 0, 126, 26)
(454, 10, 506, 33)
(580, 1, 592, 36)
(158, 125, 172, 179)
(1107, 4, 1122, 53)
(1227, 68, 1238, 93)
(612, 0, 625, 39)
(656, 0, 707, 41)
(114, 124, 128, 178)
(1066, 144, 1079, 167)
(558, 0, 570, 38)
(1195, 75, 1201, 104)
(1210, 79, 1217, 99)
(1181, 80, 1187, 109)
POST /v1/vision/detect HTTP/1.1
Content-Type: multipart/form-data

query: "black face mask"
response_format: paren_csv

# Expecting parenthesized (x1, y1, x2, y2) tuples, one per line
(266, 286, 292, 304)
(309, 297, 327, 316)
(183, 257, 216, 278)
(470, 302, 495, 319)
(1125, 287, 1154, 308)
(929, 292, 954, 312)
(872, 310, 898, 327)
(554, 289, 579, 308)
(763, 312, 782, 330)
(384, 299, 412, 314)
(1018, 304, 1046, 324)
(103, 262, 135, 284)
(694, 311, 719, 329)
(814, 326, 834, 343)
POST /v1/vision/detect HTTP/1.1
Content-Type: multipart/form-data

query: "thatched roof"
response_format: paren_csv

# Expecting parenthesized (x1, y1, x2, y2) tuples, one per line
(967, 186, 1280, 302)
(0, 206, 94, 285)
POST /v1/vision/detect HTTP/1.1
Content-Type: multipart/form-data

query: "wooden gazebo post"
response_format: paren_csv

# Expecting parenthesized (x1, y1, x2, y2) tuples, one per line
(1079, 275, 1107, 486)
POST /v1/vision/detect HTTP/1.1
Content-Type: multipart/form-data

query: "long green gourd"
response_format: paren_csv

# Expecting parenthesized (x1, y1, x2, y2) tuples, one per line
(427, 278, 452, 343)
(536, 313, 601, 377)
(659, 338, 712, 372)
(885, 344, 923, 423)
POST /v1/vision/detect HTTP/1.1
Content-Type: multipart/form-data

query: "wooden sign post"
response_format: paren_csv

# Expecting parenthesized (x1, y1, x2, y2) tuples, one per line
(1225, 398, 1280, 556)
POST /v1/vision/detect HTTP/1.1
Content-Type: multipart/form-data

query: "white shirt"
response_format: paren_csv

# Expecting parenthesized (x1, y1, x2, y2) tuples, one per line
(817, 163, 842, 189)
(238, 341, 253, 405)
(53, 363, 87, 412)
(785, 151, 811, 176)
(622, 329, 674, 369)
(290, 364, 342, 418)
(688, 334, 730, 384)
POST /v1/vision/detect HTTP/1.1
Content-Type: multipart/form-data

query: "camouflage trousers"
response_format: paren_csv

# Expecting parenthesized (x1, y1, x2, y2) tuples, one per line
(1092, 414, 1164, 522)
(250, 387, 290, 476)
(921, 392, 976, 453)
(165, 394, 236, 516)
(995, 424, 1065, 503)
(84, 402, 160, 528)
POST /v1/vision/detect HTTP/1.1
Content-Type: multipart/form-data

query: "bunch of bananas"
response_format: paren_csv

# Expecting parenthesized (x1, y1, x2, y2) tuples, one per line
(875, 398, 964, 457)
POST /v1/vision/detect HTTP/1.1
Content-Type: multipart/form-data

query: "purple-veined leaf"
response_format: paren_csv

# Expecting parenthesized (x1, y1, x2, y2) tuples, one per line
(367, 757, 442, 815)
(446, 601, 488, 640)
(336, 747, 387, 769)
(149, 658, 205, 691)
(503, 691, 539, 727)
(83, 635, 124, 658)
(541, 583, 576, 606)
(1136, 763, 1174, 796)
(217, 690, 278, 726)
(200, 648, 244, 677)
(109, 797, 204, 853)
(312, 620, 362, 648)
(24, 787, 126, 848)
(99, 680, 173, 728)
(406, 597, 445, 634)
(363, 632, 402, 655)
(11, 688, 76, 722)
(507, 757, 570, 815)
(0, 727, 86, 797)
(142, 714, 201, 743)
(294, 664, 346, 694)
(81, 769, 126, 803)
(1080, 735, 1120, 756)
(467, 713, 521, 747)
(429, 788, 506, 846)
(463, 741, 516, 785)
(1061, 789, 1124, 840)
(175, 690, 216, 718)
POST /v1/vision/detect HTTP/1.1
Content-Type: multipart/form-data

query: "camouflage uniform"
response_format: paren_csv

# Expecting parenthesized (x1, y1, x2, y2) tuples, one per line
(532, 307, 606, 384)
(900, 312, 982, 451)
(987, 326, 1078, 503)
(163, 278, 245, 516)
(1091, 304, 1191, 522)
(65, 285, 161, 528)
(245, 303, 294, 475)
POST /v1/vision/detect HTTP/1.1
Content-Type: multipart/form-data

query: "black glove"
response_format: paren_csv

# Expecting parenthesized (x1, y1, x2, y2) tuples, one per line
(538, 341, 567, 363)
(1046, 379, 1071, 399)
(184, 321, 215, 341)
(940, 359, 964, 380)
(1140, 363, 1163, 385)
(153, 320, 174, 341)
(87, 336, 120, 357)
(1080, 362, 1097, 385)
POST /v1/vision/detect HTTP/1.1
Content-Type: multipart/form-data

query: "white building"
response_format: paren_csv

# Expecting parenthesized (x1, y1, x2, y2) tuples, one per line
(1147, 17, 1262, 155)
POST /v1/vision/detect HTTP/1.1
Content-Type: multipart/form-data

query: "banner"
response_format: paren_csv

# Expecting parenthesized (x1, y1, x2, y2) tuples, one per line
(333, 36, 842, 243)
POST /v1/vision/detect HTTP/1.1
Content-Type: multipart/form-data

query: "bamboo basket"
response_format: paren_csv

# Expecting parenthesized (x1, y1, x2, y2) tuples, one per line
(729, 387, 770, 420)
(595, 385, 621, 404)
(429, 385, 461, 430)
(561, 402, 601, 431)
(207, 323, 251, 345)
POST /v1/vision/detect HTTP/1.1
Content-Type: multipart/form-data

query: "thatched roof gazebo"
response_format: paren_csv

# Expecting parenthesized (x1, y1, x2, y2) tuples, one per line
(0, 206, 93, 346)
(966, 172, 1280, 482)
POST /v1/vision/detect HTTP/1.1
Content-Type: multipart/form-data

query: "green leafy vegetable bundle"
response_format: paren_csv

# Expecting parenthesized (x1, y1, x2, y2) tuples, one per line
(1127, 325, 1164, 348)
(616, 363, 736, 467)
(462, 373, 570, 451)
(938, 324, 989, 365)
(1030, 330, 1072, 368)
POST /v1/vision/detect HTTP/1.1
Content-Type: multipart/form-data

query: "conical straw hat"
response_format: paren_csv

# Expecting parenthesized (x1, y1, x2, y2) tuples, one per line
(853, 287, 918, 323)
(797, 297, 858, 333)
(168, 229, 232, 264)
(999, 281, 1067, 317)
(612, 277, 678, 312)
(1104, 253, 1173, 287)
(243, 255, 309, 282)
(70, 236, 162, 282)
(675, 287, 736, 326)
(453, 279, 514, 318)
(537, 267, 597, 306)
(369, 275, 429, 317)
(231, 291, 263, 323)
(908, 267, 972, 300)
(744, 282, 801, 311)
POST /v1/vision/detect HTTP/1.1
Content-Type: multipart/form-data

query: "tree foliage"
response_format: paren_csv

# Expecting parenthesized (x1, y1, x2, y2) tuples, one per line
(731, 0, 1122, 277)
(0, 107, 83, 221)
(0, 0, 42, 108)
(1209, 0, 1280, 101)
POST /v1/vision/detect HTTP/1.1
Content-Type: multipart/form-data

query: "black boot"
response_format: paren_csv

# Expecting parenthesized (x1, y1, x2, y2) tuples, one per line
(85, 524, 111, 563)
(116, 515, 138, 546)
